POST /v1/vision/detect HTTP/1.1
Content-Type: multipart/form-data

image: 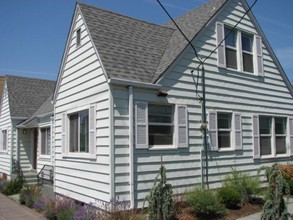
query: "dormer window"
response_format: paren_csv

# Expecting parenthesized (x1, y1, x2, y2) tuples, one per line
(216, 22, 263, 76)
(76, 28, 81, 47)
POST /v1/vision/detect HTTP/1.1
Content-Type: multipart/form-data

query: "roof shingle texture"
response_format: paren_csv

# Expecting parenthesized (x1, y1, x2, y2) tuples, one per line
(6, 76, 56, 118)
(78, 0, 227, 83)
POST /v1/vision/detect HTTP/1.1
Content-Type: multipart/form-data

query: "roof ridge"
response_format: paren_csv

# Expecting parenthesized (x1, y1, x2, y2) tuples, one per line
(5, 74, 56, 82)
(77, 2, 175, 31)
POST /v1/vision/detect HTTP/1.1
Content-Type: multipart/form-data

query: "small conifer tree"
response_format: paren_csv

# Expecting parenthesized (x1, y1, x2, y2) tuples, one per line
(146, 165, 174, 220)
(259, 163, 291, 220)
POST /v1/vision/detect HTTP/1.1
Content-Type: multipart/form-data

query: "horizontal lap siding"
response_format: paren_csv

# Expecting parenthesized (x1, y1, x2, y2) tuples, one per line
(18, 129, 33, 171)
(114, 0, 293, 207)
(165, 0, 293, 191)
(0, 84, 12, 176)
(112, 85, 202, 207)
(54, 10, 110, 205)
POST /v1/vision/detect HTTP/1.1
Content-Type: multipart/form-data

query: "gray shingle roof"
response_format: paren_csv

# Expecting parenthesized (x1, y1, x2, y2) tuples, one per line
(6, 76, 56, 118)
(78, 0, 227, 83)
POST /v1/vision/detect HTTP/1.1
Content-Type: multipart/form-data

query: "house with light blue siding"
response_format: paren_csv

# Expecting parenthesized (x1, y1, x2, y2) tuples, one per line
(0, 75, 55, 183)
(53, 0, 293, 208)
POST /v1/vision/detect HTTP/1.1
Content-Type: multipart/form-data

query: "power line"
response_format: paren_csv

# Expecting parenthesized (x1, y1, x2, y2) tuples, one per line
(198, 0, 258, 68)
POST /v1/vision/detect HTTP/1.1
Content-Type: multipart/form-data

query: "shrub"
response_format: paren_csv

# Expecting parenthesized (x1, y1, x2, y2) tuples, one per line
(73, 204, 98, 220)
(146, 165, 174, 220)
(223, 169, 260, 203)
(0, 180, 8, 192)
(217, 186, 241, 208)
(33, 198, 48, 213)
(287, 179, 293, 195)
(279, 164, 293, 181)
(2, 177, 23, 195)
(19, 185, 42, 208)
(43, 199, 57, 220)
(259, 163, 290, 220)
(187, 188, 227, 219)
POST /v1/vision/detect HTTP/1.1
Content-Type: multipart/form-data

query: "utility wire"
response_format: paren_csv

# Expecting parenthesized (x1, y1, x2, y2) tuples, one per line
(156, 0, 202, 64)
(198, 0, 258, 68)
(156, 0, 203, 100)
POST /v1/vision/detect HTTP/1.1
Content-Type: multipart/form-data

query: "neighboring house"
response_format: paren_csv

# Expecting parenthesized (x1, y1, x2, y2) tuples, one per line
(0, 75, 55, 183)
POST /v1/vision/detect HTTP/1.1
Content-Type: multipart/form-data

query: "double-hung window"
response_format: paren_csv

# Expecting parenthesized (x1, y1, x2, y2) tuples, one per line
(135, 102, 188, 149)
(216, 22, 263, 76)
(218, 113, 232, 149)
(209, 111, 242, 151)
(61, 105, 96, 158)
(40, 127, 51, 155)
(253, 115, 291, 158)
(148, 104, 174, 146)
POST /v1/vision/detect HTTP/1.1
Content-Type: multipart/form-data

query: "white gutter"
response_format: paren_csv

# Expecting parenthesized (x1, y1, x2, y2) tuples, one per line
(128, 86, 134, 208)
(108, 78, 162, 89)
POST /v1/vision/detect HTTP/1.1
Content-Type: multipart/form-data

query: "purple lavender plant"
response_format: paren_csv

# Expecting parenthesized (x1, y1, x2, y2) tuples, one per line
(32, 198, 47, 212)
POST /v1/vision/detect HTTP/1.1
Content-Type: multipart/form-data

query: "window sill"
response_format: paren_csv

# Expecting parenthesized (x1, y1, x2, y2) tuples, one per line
(260, 154, 290, 159)
(218, 148, 235, 152)
(62, 153, 96, 160)
(39, 155, 51, 160)
(149, 145, 177, 151)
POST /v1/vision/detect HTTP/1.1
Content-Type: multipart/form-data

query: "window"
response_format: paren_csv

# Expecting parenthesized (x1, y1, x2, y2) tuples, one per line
(259, 116, 287, 156)
(69, 110, 89, 153)
(1, 130, 7, 151)
(216, 22, 263, 76)
(61, 105, 96, 157)
(76, 28, 81, 47)
(135, 102, 187, 149)
(217, 113, 232, 148)
(40, 128, 51, 155)
(225, 27, 237, 69)
(242, 33, 254, 73)
(148, 104, 174, 146)
(208, 111, 242, 151)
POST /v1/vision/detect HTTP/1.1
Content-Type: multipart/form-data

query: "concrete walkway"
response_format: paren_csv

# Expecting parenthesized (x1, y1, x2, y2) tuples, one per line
(238, 198, 293, 220)
(0, 193, 45, 220)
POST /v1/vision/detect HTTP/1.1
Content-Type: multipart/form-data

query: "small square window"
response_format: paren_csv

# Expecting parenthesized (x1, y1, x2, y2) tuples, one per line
(76, 28, 81, 47)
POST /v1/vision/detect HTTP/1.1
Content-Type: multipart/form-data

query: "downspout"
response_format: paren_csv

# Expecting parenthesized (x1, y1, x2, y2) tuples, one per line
(128, 86, 134, 208)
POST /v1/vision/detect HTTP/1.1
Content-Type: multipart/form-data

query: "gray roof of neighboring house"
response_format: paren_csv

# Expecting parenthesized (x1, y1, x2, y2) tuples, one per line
(6, 75, 56, 118)
(78, 0, 227, 83)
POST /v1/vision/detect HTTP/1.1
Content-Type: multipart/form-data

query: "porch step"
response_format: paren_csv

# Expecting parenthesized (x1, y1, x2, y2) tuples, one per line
(23, 171, 38, 185)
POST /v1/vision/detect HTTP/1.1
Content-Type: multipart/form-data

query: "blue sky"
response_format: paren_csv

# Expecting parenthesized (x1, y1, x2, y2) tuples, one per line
(0, 0, 292, 81)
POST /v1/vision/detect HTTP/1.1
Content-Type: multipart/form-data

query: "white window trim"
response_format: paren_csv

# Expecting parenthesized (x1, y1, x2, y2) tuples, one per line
(0, 129, 8, 153)
(135, 102, 188, 150)
(218, 23, 263, 76)
(62, 105, 96, 159)
(39, 126, 51, 159)
(149, 104, 175, 150)
(258, 115, 290, 158)
(209, 111, 242, 152)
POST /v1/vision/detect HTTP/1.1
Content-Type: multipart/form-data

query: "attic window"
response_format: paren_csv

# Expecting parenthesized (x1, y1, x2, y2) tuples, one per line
(76, 28, 81, 47)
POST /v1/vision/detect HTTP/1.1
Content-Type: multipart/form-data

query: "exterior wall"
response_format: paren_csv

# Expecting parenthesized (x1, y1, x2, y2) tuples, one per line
(54, 9, 111, 205)
(0, 83, 12, 176)
(113, 0, 293, 207)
